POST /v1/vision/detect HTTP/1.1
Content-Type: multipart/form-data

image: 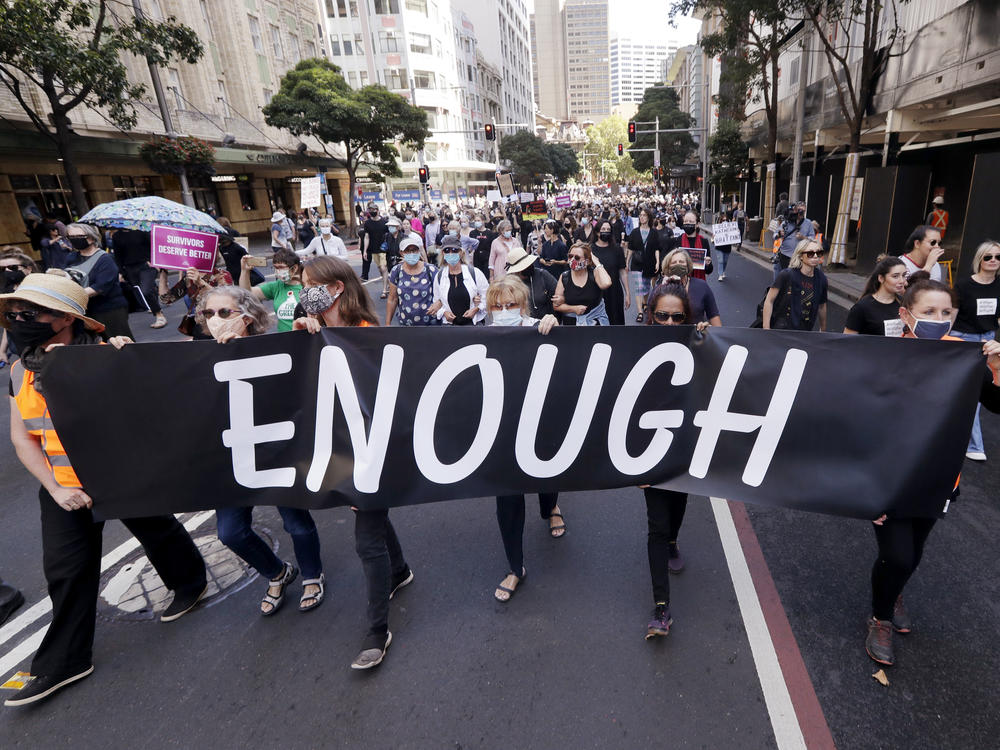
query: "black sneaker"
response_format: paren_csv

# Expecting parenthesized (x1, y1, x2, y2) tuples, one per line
(389, 567, 413, 600)
(4, 665, 94, 707)
(0, 589, 25, 627)
(892, 596, 911, 634)
(645, 603, 672, 639)
(351, 632, 392, 670)
(160, 582, 208, 623)
(668, 542, 685, 573)
(865, 617, 894, 666)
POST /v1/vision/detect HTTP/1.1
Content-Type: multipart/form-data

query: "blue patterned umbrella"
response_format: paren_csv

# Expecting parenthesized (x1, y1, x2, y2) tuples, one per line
(78, 196, 227, 234)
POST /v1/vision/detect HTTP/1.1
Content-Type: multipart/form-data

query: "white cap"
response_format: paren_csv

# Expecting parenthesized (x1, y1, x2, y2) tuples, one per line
(932, 195, 945, 205)
(399, 235, 422, 252)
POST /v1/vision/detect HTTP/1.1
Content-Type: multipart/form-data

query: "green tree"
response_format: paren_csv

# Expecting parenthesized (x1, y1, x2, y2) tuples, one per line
(544, 142, 580, 182)
(583, 115, 639, 183)
(264, 58, 429, 238)
(671, 0, 796, 163)
(628, 87, 696, 172)
(708, 119, 749, 196)
(0, 0, 203, 214)
(498, 130, 552, 184)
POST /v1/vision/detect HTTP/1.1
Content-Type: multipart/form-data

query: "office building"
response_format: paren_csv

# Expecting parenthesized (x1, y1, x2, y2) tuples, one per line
(610, 38, 676, 107)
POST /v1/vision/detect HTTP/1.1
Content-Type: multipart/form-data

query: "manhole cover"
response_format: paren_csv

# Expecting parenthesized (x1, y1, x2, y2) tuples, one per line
(97, 526, 277, 622)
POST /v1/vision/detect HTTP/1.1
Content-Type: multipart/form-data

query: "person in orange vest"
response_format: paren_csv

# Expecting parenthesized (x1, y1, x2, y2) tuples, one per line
(3, 273, 207, 707)
(927, 195, 949, 239)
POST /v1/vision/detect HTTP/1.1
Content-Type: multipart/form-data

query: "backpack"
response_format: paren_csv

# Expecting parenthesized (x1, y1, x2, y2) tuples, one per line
(749, 272, 793, 329)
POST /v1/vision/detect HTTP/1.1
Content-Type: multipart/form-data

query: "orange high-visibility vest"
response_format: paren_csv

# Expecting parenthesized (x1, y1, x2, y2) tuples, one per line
(10, 359, 82, 488)
(930, 208, 949, 236)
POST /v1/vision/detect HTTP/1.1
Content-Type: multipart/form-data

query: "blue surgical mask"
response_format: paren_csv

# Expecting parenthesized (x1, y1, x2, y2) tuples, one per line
(503, 231, 512, 239)
(909, 316, 952, 340)
(474, 221, 483, 229)
(388, 226, 398, 234)
(403, 252, 420, 265)
(449, 229, 459, 237)
(443, 252, 461, 266)
(492, 309, 522, 326)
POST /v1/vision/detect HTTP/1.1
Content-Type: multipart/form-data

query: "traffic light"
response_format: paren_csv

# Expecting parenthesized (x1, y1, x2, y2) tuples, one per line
(484, 123, 495, 141)
(617, 143, 623, 156)
(627, 122, 636, 143)
(418, 165, 429, 184)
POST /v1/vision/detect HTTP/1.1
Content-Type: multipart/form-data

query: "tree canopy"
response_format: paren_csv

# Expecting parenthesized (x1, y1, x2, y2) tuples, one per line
(263, 58, 429, 235)
(545, 142, 580, 182)
(708, 118, 749, 196)
(628, 86, 697, 172)
(583, 115, 639, 183)
(0, 0, 203, 214)
(497, 130, 554, 183)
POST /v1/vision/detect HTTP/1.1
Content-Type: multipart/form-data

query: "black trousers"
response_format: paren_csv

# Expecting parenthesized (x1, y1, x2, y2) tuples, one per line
(121, 263, 161, 314)
(495, 493, 559, 574)
(871, 517, 936, 621)
(360, 245, 371, 279)
(33, 487, 206, 677)
(643, 487, 688, 605)
(354, 509, 407, 645)
(777, 252, 791, 269)
(91, 306, 134, 341)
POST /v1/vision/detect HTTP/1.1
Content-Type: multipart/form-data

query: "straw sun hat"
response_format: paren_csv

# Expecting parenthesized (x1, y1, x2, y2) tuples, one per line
(0, 272, 105, 332)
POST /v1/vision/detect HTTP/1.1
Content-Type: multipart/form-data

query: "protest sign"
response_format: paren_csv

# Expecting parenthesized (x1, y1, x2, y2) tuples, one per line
(522, 200, 548, 221)
(687, 248, 707, 270)
(712, 222, 742, 247)
(299, 176, 321, 209)
(555, 195, 572, 208)
(149, 225, 219, 273)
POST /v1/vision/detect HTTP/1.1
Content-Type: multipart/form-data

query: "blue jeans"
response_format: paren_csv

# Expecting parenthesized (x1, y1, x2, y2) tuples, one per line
(216, 506, 322, 580)
(715, 247, 732, 275)
(952, 330, 995, 453)
(354, 509, 407, 643)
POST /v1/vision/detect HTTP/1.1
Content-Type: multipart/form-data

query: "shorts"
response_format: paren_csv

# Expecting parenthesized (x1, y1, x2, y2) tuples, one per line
(372, 252, 387, 269)
(630, 270, 651, 297)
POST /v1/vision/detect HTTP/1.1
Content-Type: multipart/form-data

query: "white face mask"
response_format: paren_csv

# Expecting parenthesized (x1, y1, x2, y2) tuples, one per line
(319, 225, 332, 235)
(206, 313, 247, 341)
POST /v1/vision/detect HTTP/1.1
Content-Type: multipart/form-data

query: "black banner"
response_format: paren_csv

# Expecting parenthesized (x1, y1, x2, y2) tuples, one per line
(42, 327, 984, 520)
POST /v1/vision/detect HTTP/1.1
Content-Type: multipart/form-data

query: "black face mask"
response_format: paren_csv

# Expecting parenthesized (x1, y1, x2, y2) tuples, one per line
(2, 268, 25, 294)
(8, 318, 58, 352)
(68, 236, 91, 251)
(598, 232, 612, 241)
(683, 224, 697, 235)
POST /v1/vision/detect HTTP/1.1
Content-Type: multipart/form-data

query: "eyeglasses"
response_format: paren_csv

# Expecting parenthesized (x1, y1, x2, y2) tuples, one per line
(489, 302, 521, 312)
(4, 307, 51, 322)
(802, 250, 826, 258)
(982, 254, 999, 262)
(568, 255, 585, 262)
(653, 311, 687, 323)
(202, 308, 242, 320)
(926, 239, 940, 246)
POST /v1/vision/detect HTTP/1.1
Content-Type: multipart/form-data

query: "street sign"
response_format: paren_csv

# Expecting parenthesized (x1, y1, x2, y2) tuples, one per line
(654, 150, 661, 168)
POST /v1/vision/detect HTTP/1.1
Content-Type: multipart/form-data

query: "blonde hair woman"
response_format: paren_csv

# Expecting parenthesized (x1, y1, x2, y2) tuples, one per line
(762, 238, 827, 331)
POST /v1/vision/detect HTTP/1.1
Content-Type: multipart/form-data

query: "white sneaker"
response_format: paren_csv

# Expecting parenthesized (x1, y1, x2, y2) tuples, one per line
(718, 273, 726, 281)
(965, 451, 987, 462)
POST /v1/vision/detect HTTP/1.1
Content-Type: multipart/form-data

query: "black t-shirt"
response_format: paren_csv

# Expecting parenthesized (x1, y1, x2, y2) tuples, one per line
(447, 270, 472, 323)
(591, 242, 625, 279)
(112, 229, 152, 267)
(845, 295, 904, 337)
(363, 218, 387, 251)
(561, 268, 603, 321)
(954, 276, 1000, 334)
(470, 229, 494, 277)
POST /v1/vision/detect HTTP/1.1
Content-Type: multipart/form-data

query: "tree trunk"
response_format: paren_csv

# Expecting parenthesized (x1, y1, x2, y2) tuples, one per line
(52, 110, 90, 216)
(346, 164, 358, 240)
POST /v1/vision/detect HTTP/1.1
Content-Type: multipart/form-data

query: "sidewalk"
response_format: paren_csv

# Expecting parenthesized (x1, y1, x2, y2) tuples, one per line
(738, 238, 868, 302)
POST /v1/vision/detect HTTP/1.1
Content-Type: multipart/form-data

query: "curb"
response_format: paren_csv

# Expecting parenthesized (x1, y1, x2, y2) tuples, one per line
(737, 240, 865, 304)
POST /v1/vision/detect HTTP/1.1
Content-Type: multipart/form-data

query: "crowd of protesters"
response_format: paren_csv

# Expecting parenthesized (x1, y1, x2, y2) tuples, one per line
(2, 186, 999, 707)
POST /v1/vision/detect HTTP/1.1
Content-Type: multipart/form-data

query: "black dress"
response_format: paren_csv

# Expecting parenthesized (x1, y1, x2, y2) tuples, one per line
(591, 242, 627, 325)
(560, 269, 603, 326)
(447, 269, 473, 326)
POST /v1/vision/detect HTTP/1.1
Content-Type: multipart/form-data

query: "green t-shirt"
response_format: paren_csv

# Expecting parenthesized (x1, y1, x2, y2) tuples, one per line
(258, 279, 302, 332)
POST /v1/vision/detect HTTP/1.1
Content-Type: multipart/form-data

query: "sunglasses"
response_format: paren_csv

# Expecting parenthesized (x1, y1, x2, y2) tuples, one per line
(4, 307, 51, 322)
(926, 239, 940, 246)
(982, 254, 999, 262)
(653, 311, 687, 323)
(803, 250, 826, 258)
(1, 263, 26, 270)
(202, 308, 242, 320)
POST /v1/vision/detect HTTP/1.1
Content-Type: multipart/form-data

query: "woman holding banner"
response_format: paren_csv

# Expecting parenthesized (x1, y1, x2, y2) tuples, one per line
(189, 286, 327, 618)
(293, 256, 413, 670)
(640, 282, 710, 638)
(865, 272, 1000, 667)
(485, 276, 560, 602)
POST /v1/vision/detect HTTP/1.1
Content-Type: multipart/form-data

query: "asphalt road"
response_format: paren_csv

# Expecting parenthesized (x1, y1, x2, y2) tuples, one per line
(0, 246, 997, 749)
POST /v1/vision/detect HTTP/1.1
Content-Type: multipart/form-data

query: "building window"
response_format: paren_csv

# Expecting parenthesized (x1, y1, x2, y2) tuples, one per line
(248, 16, 263, 53)
(348, 71, 358, 87)
(324, 0, 336, 16)
(409, 32, 431, 55)
(349, 0, 359, 17)
(405, 0, 427, 12)
(289, 35, 300, 63)
(355, 34, 364, 55)
(343, 39, 353, 55)
(380, 31, 400, 53)
(305, 40, 316, 58)
(412, 69, 435, 89)
(167, 68, 183, 110)
(373, 0, 400, 13)
(236, 175, 256, 211)
(188, 176, 220, 217)
(112, 176, 151, 200)
(217, 80, 229, 118)
(331, 36, 341, 55)
(199, 0, 213, 39)
(263, 88, 273, 104)
(270, 25, 283, 59)
(384, 69, 405, 89)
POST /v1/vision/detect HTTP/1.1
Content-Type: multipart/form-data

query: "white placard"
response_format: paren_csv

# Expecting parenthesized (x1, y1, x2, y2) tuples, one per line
(619, 186, 627, 194)
(712, 221, 742, 247)
(767, 218, 781, 235)
(850, 177, 864, 221)
(883, 319, 905, 338)
(486, 189, 502, 203)
(976, 298, 998, 317)
(299, 176, 321, 209)
(519, 192, 535, 202)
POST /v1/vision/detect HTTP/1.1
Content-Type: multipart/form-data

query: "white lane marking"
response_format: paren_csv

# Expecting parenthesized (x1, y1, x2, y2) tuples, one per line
(0, 511, 215, 653)
(710, 497, 807, 750)
(0, 627, 47, 680)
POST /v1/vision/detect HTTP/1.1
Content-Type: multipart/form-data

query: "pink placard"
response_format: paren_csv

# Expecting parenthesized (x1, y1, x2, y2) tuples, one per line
(555, 195, 571, 208)
(150, 225, 219, 273)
